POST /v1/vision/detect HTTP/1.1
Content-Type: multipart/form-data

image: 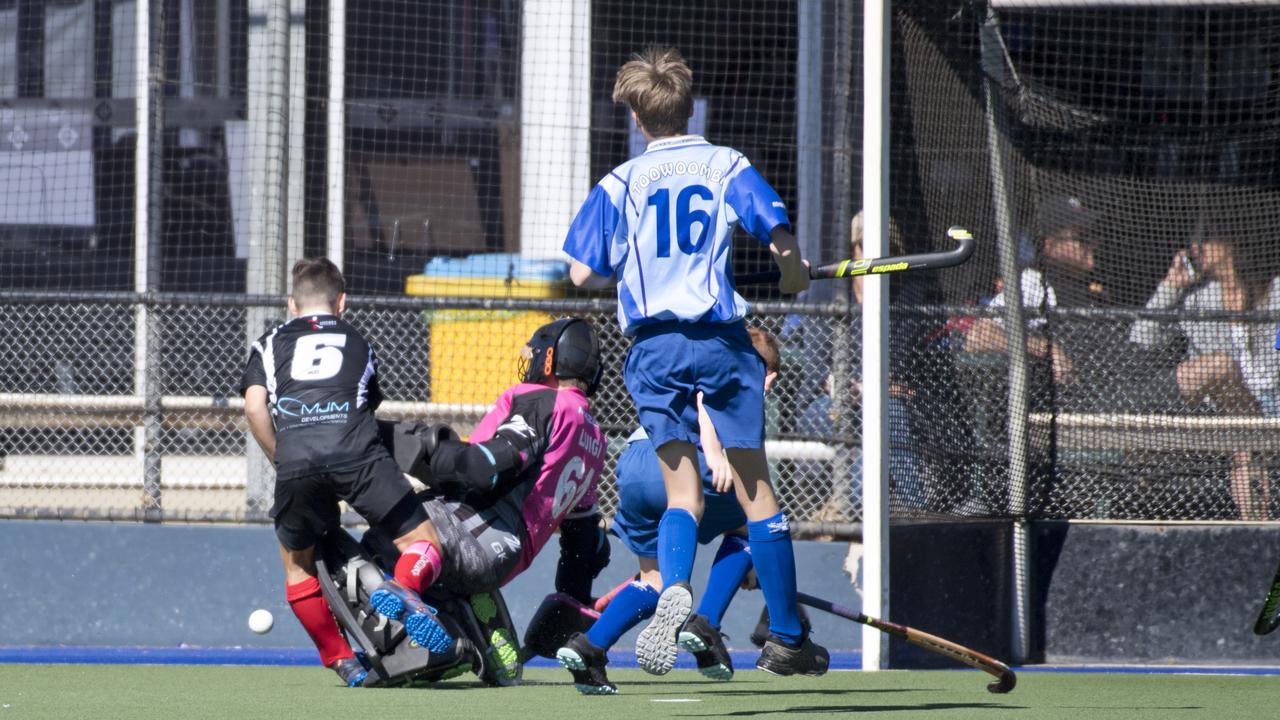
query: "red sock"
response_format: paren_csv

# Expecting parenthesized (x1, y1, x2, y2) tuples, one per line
(286, 576, 353, 667)
(394, 540, 442, 594)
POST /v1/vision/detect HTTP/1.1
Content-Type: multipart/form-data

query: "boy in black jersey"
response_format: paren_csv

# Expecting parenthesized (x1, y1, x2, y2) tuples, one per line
(240, 258, 446, 688)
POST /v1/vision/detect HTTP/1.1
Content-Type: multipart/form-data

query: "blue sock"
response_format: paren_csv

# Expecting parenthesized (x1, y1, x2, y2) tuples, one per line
(696, 535, 752, 629)
(657, 508, 698, 588)
(747, 512, 803, 645)
(586, 581, 659, 650)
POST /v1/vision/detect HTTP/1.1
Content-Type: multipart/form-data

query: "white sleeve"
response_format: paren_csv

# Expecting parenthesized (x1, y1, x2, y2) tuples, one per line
(1239, 346, 1277, 399)
(1239, 280, 1280, 399)
(1128, 282, 1184, 349)
(988, 269, 1045, 309)
(993, 269, 1051, 331)
(1022, 270, 1049, 309)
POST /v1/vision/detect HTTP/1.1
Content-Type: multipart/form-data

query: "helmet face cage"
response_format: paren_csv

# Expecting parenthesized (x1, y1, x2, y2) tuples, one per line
(516, 354, 531, 385)
(519, 318, 601, 395)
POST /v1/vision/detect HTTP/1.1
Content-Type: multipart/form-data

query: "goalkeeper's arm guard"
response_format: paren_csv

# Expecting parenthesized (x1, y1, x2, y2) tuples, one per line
(427, 436, 531, 495)
(379, 421, 458, 483)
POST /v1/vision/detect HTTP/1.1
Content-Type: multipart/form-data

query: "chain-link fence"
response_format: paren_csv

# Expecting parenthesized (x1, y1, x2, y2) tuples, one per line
(5, 0, 1280, 531)
(1, 294, 876, 531)
(6, 290, 1280, 528)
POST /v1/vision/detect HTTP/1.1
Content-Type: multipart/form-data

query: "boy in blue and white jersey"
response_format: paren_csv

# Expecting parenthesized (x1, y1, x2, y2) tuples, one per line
(554, 326, 783, 694)
(563, 46, 828, 678)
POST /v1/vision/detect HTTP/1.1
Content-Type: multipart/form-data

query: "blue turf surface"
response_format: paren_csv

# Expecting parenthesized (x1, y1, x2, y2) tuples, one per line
(3, 646, 1280, 676)
(0, 646, 855, 669)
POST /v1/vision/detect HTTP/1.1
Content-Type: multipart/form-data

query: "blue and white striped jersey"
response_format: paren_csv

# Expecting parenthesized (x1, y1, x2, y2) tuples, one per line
(562, 135, 790, 335)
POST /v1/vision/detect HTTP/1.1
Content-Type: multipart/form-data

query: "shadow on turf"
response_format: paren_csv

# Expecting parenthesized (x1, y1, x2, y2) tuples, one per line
(678, 703, 1021, 716)
(667, 687, 921, 696)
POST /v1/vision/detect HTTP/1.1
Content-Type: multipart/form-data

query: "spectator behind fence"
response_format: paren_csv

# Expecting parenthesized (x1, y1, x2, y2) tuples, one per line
(1128, 232, 1280, 520)
(788, 211, 965, 518)
(962, 195, 1126, 418)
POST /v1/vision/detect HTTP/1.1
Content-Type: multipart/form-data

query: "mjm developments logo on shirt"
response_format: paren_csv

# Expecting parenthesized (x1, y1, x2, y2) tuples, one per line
(276, 396, 350, 425)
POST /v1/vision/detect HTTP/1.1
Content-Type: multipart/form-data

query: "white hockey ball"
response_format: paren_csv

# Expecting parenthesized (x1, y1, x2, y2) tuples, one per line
(248, 609, 274, 634)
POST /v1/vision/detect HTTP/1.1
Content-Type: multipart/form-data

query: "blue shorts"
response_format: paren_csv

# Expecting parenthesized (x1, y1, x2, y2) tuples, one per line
(609, 438, 748, 559)
(624, 321, 765, 449)
(1259, 393, 1280, 418)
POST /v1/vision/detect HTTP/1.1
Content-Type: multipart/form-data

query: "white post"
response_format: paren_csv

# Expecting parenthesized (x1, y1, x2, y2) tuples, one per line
(216, 0, 231, 98)
(796, 1, 825, 300)
(326, 0, 346, 268)
(287, 0, 306, 272)
(246, 0, 289, 295)
(133, 0, 166, 520)
(177, 0, 199, 147)
(132, 0, 151, 507)
(519, 0, 590, 259)
(861, 0, 892, 672)
(246, 0, 291, 517)
(981, 9, 1033, 664)
(133, 0, 150, 303)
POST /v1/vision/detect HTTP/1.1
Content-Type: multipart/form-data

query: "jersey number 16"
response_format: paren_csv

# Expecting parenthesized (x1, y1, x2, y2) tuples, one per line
(648, 184, 713, 257)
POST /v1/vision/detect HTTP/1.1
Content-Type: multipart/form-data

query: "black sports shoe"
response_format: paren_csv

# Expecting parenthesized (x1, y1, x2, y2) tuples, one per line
(678, 613, 733, 681)
(555, 633, 617, 695)
(750, 604, 813, 648)
(755, 634, 830, 677)
(331, 656, 368, 687)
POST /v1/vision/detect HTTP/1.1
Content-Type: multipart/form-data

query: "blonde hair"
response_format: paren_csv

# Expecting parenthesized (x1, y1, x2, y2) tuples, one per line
(747, 326, 781, 375)
(851, 210, 905, 256)
(613, 46, 693, 138)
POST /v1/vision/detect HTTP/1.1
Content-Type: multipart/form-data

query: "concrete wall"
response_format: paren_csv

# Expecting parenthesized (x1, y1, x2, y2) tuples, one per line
(886, 521, 1012, 668)
(1032, 521, 1280, 663)
(7, 519, 1270, 666)
(0, 520, 857, 652)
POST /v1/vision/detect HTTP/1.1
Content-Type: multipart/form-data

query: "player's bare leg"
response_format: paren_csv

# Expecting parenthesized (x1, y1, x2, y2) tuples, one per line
(279, 544, 367, 687)
(1231, 451, 1270, 521)
(635, 441, 701, 675)
(661, 441, 706, 521)
(727, 448, 829, 676)
(1178, 354, 1270, 520)
(369, 519, 455, 655)
(558, 557, 661, 694)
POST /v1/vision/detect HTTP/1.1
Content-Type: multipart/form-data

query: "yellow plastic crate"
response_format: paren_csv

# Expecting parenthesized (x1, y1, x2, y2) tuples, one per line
(405, 275, 565, 299)
(421, 309, 554, 404)
(406, 256, 567, 404)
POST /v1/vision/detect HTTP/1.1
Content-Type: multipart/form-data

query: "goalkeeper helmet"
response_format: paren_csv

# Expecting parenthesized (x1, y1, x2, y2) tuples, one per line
(520, 318, 603, 396)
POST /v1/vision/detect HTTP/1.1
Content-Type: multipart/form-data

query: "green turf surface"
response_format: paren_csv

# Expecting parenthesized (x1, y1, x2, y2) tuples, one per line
(0, 665, 1274, 719)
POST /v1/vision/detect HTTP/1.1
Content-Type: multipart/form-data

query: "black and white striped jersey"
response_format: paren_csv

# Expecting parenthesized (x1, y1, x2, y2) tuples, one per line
(240, 313, 388, 479)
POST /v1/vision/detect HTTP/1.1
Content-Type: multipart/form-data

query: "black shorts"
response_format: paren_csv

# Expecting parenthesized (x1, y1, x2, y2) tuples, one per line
(271, 455, 429, 550)
(421, 495, 525, 595)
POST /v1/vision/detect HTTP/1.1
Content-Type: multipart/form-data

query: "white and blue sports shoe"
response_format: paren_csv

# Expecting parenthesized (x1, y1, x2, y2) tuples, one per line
(331, 657, 368, 688)
(369, 578, 454, 655)
(635, 581, 692, 675)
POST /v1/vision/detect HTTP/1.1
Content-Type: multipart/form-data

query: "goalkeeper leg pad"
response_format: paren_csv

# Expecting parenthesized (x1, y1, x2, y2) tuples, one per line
(522, 592, 600, 660)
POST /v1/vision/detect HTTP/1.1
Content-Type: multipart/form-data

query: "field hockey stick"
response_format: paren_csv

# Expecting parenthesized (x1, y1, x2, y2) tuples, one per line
(796, 591, 1017, 694)
(736, 225, 976, 286)
(1253, 557, 1280, 635)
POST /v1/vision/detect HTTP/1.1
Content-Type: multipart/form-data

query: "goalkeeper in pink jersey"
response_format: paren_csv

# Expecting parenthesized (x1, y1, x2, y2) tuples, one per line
(366, 318, 612, 661)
